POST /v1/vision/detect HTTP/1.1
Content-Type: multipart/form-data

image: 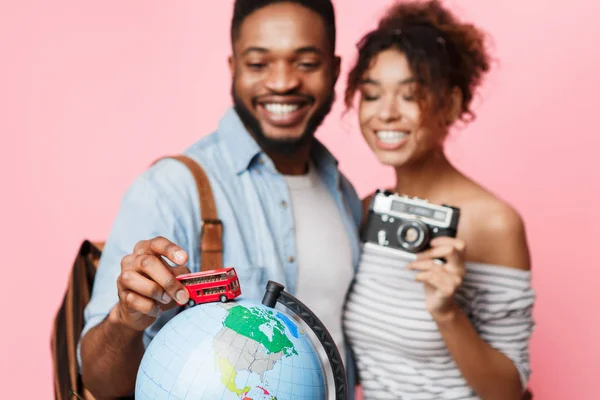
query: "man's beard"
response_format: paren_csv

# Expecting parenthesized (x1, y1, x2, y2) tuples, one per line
(231, 84, 335, 155)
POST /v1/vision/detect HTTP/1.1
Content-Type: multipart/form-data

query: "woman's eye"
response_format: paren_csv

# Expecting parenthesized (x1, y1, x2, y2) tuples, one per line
(401, 87, 417, 101)
(362, 93, 380, 101)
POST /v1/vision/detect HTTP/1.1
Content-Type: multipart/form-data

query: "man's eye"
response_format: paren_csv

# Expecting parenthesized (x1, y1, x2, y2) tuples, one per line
(298, 62, 320, 70)
(402, 94, 415, 101)
(247, 63, 266, 70)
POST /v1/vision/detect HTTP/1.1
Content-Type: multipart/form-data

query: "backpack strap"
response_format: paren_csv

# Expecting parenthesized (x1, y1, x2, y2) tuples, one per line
(52, 240, 103, 400)
(154, 155, 223, 271)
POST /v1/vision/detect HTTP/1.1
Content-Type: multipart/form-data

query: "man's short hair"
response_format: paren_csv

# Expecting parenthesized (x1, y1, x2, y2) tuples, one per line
(231, 0, 337, 52)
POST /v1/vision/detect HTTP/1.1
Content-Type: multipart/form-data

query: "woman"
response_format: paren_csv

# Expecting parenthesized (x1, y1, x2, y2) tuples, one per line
(342, 1, 535, 399)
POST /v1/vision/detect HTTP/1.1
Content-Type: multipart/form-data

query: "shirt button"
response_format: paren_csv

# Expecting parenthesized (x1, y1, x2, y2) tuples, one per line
(288, 256, 295, 263)
(281, 200, 287, 208)
(258, 158, 264, 165)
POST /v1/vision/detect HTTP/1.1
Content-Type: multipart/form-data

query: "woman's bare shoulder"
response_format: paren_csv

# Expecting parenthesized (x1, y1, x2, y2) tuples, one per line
(458, 184, 531, 271)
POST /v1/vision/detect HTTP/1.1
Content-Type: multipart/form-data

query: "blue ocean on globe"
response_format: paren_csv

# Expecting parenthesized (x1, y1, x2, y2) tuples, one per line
(135, 298, 326, 400)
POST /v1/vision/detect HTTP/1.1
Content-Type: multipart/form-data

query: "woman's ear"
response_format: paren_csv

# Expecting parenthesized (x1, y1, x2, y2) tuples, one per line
(446, 87, 463, 125)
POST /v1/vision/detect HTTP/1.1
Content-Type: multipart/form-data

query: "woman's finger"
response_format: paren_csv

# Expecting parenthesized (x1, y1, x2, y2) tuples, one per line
(416, 245, 454, 261)
(407, 260, 440, 271)
(430, 237, 467, 254)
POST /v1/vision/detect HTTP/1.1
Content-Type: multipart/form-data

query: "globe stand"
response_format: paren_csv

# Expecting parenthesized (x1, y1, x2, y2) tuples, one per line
(262, 280, 347, 400)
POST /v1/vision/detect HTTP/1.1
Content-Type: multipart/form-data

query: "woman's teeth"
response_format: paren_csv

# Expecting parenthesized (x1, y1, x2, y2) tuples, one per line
(264, 103, 300, 115)
(376, 130, 408, 143)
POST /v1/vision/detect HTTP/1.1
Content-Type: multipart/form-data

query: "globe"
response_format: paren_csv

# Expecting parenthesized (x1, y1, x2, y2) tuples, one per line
(135, 298, 328, 400)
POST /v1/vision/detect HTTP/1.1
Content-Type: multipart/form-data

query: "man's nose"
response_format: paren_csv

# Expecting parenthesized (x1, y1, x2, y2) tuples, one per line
(265, 63, 301, 94)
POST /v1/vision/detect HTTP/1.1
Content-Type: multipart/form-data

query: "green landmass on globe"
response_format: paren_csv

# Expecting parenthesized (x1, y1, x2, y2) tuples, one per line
(136, 298, 326, 400)
(216, 304, 301, 399)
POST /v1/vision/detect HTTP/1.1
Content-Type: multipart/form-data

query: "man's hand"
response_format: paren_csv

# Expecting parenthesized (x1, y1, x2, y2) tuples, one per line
(114, 236, 191, 331)
(406, 237, 467, 320)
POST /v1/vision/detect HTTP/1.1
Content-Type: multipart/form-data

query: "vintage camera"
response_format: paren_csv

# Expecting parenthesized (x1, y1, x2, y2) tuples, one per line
(362, 190, 460, 258)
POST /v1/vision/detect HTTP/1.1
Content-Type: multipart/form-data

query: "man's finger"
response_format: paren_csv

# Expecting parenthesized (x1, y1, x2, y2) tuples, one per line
(119, 270, 172, 305)
(137, 255, 187, 279)
(136, 254, 190, 305)
(120, 253, 138, 272)
(122, 291, 162, 318)
(133, 239, 150, 255)
(148, 236, 188, 265)
(171, 265, 192, 277)
(159, 300, 182, 311)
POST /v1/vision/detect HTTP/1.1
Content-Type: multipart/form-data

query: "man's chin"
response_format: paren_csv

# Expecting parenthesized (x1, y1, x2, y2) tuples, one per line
(260, 125, 307, 142)
(256, 131, 313, 155)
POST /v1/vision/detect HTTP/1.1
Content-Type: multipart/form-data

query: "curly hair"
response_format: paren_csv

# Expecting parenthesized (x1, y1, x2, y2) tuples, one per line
(345, 0, 491, 125)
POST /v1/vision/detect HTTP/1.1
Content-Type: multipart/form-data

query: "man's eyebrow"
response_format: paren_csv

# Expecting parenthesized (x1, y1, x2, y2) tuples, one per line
(295, 46, 324, 55)
(241, 46, 324, 57)
(241, 47, 268, 56)
(359, 77, 417, 85)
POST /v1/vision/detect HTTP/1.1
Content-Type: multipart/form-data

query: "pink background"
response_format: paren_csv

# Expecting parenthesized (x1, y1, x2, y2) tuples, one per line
(1, 0, 599, 398)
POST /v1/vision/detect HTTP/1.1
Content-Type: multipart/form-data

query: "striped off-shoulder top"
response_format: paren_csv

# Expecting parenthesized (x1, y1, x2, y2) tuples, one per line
(343, 243, 536, 400)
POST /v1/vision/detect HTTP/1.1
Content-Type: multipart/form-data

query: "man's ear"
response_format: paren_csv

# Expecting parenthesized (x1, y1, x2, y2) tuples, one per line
(446, 87, 463, 125)
(228, 55, 235, 79)
(333, 55, 341, 85)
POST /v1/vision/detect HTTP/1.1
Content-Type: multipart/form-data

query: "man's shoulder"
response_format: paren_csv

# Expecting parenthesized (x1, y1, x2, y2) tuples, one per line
(118, 130, 227, 211)
(183, 130, 222, 160)
(144, 130, 225, 184)
(338, 171, 359, 198)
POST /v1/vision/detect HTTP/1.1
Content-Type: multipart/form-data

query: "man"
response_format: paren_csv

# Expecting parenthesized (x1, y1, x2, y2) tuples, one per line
(78, 0, 363, 398)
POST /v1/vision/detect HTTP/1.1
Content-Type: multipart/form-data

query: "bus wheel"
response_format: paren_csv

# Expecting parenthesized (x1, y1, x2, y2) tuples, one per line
(188, 299, 196, 307)
(220, 295, 227, 303)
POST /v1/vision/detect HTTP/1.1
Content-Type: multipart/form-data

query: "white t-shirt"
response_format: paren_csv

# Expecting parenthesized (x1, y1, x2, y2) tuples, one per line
(283, 163, 354, 366)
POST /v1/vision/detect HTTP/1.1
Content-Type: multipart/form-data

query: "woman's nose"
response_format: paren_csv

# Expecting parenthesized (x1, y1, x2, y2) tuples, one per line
(378, 96, 401, 122)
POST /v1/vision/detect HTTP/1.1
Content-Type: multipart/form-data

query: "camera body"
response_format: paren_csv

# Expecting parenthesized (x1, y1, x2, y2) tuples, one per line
(362, 190, 460, 258)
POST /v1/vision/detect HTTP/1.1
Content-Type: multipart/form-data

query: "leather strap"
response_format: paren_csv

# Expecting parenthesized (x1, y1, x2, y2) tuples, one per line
(153, 155, 223, 271)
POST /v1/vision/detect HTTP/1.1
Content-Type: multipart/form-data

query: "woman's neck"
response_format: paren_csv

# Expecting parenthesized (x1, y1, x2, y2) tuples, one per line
(393, 147, 458, 202)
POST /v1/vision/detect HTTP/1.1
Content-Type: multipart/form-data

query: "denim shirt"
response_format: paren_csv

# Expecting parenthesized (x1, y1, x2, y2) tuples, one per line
(79, 107, 363, 397)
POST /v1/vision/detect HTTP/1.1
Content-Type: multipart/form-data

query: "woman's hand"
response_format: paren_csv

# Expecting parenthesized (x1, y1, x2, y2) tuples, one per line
(407, 237, 467, 320)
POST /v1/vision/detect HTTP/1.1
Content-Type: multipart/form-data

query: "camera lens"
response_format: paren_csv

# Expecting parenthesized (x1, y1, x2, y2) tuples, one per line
(396, 220, 429, 252)
(404, 227, 419, 243)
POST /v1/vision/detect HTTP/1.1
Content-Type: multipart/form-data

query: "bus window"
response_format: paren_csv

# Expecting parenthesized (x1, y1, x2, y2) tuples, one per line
(203, 286, 226, 295)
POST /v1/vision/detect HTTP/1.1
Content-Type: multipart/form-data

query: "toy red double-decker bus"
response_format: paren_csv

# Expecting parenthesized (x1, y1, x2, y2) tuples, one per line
(176, 267, 242, 306)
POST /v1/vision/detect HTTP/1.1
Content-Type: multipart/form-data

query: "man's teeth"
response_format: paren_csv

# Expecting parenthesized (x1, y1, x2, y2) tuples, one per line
(376, 130, 409, 143)
(264, 103, 300, 115)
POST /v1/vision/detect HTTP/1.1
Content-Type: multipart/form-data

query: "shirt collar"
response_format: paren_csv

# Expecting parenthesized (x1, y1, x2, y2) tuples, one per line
(310, 139, 341, 190)
(217, 107, 262, 174)
(217, 107, 340, 177)
(310, 138, 339, 171)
